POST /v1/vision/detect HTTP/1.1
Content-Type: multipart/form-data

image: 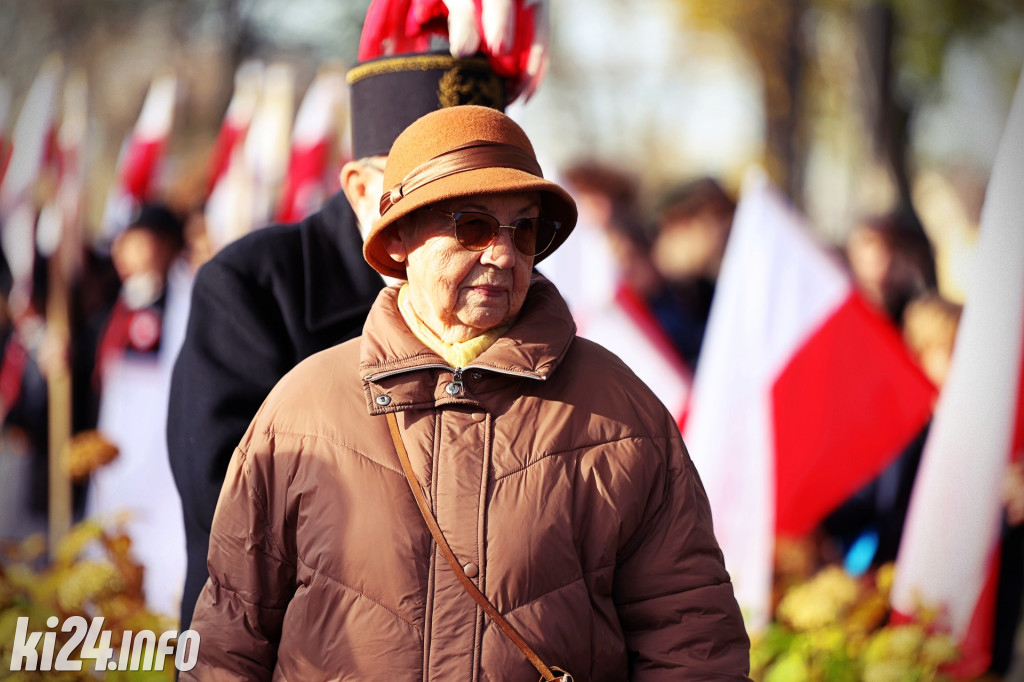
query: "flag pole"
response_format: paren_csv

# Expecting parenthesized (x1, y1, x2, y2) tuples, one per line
(44, 67, 88, 556)
(46, 242, 73, 555)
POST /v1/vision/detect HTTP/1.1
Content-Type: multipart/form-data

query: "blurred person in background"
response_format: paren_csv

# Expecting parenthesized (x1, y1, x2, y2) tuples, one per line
(650, 177, 736, 368)
(187, 104, 750, 681)
(167, 51, 514, 630)
(0, 243, 113, 541)
(0, 250, 50, 540)
(89, 202, 192, 617)
(843, 208, 938, 326)
(560, 161, 663, 302)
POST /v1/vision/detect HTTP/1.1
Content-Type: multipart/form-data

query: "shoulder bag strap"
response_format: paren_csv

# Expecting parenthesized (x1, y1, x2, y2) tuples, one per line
(385, 411, 572, 682)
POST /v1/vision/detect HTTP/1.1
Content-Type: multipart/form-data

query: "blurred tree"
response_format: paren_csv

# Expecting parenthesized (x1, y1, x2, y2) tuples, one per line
(676, 0, 1022, 208)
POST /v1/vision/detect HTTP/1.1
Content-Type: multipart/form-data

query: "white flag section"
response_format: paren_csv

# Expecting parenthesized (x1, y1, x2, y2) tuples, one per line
(891, 70, 1024, 677)
(684, 168, 935, 629)
(539, 217, 691, 423)
(0, 56, 62, 311)
(244, 62, 294, 229)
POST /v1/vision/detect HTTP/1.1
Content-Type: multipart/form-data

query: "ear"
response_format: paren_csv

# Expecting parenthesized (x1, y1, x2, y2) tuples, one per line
(384, 224, 409, 263)
(340, 160, 370, 208)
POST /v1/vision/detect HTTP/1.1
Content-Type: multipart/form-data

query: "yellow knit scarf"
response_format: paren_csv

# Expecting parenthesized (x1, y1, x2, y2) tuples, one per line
(397, 284, 509, 369)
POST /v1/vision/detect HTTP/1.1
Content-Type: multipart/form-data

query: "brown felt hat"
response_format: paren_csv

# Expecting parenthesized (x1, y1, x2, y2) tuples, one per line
(363, 105, 577, 278)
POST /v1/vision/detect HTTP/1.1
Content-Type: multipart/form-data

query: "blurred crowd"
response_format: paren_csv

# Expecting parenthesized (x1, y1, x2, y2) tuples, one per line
(2, 149, 1023, 674)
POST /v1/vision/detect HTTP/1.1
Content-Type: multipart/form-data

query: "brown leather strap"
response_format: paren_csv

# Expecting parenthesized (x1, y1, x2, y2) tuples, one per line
(379, 140, 544, 216)
(385, 411, 570, 682)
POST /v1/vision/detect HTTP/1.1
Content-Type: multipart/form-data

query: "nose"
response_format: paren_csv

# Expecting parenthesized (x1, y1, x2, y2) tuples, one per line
(479, 226, 517, 268)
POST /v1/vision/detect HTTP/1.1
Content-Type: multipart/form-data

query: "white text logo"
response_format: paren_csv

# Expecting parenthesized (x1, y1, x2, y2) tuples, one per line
(9, 616, 199, 672)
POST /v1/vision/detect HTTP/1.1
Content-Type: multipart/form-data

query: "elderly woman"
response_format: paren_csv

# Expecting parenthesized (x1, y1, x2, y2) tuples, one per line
(187, 106, 750, 681)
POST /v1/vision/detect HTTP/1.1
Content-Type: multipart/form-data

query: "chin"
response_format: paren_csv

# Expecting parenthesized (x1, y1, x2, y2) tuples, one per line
(461, 308, 510, 332)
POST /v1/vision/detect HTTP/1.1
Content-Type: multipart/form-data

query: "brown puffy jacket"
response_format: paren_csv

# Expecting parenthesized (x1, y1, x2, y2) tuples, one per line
(186, 277, 750, 681)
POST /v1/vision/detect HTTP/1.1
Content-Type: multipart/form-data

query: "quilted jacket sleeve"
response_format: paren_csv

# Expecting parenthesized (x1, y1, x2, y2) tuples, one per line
(613, 429, 752, 680)
(182, 431, 298, 681)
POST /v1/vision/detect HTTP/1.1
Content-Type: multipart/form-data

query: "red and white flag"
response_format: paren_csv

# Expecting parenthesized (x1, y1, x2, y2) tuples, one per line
(538, 206, 692, 424)
(36, 69, 88, 281)
(890, 71, 1024, 677)
(205, 62, 293, 250)
(101, 73, 177, 241)
(243, 62, 293, 229)
(683, 168, 936, 627)
(206, 60, 262, 198)
(275, 66, 347, 223)
(204, 61, 262, 252)
(0, 55, 62, 314)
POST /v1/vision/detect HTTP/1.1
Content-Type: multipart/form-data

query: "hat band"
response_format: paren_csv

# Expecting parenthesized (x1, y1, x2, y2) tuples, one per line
(379, 140, 543, 216)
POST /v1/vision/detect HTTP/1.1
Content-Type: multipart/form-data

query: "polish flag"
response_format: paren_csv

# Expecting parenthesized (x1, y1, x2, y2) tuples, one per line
(243, 62, 293, 229)
(206, 61, 262, 198)
(0, 55, 62, 314)
(36, 69, 88, 281)
(275, 65, 347, 223)
(204, 61, 263, 252)
(683, 168, 936, 628)
(101, 73, 177, 240)
(890, 70, 1024, 677)
(205, 63, 293, 250)
(538, 209, 692, 424)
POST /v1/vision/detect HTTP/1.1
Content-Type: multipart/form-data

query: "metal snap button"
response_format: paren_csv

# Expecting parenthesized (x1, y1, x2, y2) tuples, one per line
(445, 383, 462, 396)
(375, 395, 391, 406)
(463, 562, 479, 578)
(470, 371, 482, 381)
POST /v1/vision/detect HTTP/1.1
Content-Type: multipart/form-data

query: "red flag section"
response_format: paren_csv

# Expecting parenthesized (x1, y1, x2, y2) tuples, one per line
(683, 168, 935, 628)
(773, 294, 935, 535)
(891, 70, 1024, 678)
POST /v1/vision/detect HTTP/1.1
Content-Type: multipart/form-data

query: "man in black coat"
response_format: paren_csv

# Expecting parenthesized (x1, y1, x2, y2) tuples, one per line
(167, 53, 507, 629)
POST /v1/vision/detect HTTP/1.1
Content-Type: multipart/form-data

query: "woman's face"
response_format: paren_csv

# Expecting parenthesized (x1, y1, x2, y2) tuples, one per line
(388, 191, 539, 342)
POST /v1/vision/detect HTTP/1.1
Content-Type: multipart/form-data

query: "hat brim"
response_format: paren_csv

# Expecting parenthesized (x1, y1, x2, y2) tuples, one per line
(363, 166, 577, 279)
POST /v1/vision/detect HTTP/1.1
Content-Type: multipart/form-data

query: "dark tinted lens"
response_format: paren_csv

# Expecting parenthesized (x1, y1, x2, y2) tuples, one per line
(454, 212, 500, 251)
(515, 218, 559, 257)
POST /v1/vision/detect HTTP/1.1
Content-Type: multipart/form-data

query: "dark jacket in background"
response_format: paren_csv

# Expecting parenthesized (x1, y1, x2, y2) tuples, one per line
(167, 191, 383, 628)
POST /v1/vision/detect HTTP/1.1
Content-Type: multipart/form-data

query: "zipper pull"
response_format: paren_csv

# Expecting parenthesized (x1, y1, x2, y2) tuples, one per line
(446, 368, 464, 396)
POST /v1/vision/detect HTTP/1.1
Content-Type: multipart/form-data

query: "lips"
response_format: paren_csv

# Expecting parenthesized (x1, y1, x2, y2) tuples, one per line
(468, 284, 507, 297)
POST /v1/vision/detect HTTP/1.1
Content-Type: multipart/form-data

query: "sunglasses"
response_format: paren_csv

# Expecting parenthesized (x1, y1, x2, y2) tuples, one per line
(427, 208, 560, 258)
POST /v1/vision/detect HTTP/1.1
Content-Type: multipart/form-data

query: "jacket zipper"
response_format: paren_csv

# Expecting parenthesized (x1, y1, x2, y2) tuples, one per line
(463, 365, 546, 381)
(364, 363, 453, 382)
(366, 364, 545, 383)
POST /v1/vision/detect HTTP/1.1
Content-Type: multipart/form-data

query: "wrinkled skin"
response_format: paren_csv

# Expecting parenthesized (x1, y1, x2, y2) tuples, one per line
(386, 191, 539, 343)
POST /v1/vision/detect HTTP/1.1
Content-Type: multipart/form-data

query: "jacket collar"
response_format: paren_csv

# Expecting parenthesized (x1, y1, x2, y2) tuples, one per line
(302, 191, 385, 332)
(360, 275, 576, 414)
